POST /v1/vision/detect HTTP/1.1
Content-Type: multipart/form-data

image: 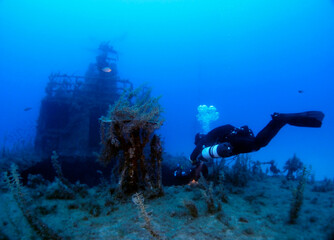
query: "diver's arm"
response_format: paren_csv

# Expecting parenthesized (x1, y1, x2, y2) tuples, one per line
(190, 144, 204, 163)
(190, 125, 236, 163)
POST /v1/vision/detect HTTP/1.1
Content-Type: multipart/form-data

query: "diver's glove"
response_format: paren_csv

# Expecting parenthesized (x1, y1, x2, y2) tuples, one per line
(189, 154, 206, 165)
(197, 153, 208, 162)
(201, 142, 233, 161)
(189, 155, 202, 165)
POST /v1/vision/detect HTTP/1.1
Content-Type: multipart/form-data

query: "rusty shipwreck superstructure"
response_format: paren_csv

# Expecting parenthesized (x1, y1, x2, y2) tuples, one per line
(35, 43, 132, 158)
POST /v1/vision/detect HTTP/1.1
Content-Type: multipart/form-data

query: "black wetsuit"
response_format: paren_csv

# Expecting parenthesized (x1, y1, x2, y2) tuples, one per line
(190, 118, 287, 162)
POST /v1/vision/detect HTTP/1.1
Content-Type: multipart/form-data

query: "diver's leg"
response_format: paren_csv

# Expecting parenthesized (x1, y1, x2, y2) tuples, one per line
(254, 119, 286, 150)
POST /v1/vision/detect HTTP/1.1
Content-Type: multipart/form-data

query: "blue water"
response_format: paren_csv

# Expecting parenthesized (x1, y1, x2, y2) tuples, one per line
(0, 0, 333, 179)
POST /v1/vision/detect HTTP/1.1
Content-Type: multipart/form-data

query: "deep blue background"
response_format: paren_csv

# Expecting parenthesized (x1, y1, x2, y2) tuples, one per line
(0, 0, 333, 178)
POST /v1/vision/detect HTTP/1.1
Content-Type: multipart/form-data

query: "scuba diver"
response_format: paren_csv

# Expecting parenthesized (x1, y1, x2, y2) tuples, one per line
(174, 111, 324, 183)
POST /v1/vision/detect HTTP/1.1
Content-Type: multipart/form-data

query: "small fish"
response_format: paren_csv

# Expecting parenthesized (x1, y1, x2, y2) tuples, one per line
(24, 107, 32, 111)
(298, 90, 304, 94)
(101, 67, 112, 73)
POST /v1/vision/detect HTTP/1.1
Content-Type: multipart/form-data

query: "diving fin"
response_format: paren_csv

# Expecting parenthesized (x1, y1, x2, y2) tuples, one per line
(272, 111, 325, 128)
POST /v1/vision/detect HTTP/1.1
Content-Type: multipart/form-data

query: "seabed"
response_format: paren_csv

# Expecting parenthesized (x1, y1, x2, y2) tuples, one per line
(1, 171, 333, 240)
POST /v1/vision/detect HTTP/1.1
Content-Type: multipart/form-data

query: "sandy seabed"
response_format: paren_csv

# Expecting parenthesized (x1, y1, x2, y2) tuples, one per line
(1, 175, 334, 240)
